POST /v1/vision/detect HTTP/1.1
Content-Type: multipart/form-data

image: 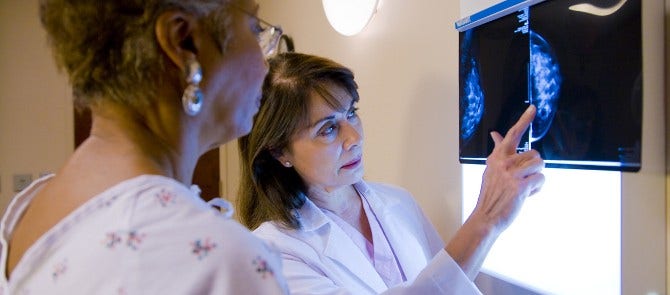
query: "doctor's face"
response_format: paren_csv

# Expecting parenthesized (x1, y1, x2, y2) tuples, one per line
(281, 85, 364, 193)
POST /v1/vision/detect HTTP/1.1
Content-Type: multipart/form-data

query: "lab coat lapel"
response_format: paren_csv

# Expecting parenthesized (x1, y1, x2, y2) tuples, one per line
(361, 185, 431, 280)
(299, 198, 388, 293)
(380, 212, 429, 279)
(322, 221, 388, 293)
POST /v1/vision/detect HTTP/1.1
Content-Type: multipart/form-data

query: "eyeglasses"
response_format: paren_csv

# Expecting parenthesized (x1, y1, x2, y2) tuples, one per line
(256, 17, 283, 58)
(231, 5, 283, 58)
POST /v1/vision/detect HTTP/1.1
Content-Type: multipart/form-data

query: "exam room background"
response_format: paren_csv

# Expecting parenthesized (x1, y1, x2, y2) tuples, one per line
(0, 0, 667, 294)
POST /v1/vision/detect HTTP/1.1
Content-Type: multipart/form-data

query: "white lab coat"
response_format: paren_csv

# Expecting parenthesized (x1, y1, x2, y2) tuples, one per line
(254, 181, 481, 295)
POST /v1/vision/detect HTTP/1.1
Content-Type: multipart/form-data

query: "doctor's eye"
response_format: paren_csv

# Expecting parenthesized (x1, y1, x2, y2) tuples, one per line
(347, 107, 360, 122)
(318, 122, 339, 137)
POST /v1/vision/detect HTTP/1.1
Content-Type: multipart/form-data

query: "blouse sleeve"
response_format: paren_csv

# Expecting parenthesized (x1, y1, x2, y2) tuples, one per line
(206, 230, 290, 294)
(125, 183, 290, 295)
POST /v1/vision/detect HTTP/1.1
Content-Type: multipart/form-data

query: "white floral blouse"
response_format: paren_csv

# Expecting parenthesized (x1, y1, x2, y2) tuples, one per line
(0, 175, 288, 295)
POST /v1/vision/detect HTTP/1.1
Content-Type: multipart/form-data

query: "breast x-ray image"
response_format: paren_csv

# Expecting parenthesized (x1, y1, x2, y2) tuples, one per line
(458, 0, 641, 172)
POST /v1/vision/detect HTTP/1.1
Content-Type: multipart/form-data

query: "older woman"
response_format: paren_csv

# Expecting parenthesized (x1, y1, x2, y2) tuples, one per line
(237, 52, 545, 294)
(0, 0, 288, 294)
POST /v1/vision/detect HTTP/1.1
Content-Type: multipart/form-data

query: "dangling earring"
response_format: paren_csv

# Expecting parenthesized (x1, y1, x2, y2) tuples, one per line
(182, 59, 203, 116)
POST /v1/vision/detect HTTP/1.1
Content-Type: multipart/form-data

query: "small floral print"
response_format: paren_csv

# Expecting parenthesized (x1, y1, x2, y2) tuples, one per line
(155, 189, 176, 207)
(104, 230, 146, 250)
(126, 231, 146, 250)
(52, 260, 68, 281)
(104, 232, 123, 249)
(191, 238, 217, 260)
(252, 256, 274, 278)
(96, 195, 119, 209)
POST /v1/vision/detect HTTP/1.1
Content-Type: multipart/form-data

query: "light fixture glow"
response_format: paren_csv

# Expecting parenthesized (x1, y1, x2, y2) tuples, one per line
(569, 0, 627, 16)
(322, 0, 379, 36)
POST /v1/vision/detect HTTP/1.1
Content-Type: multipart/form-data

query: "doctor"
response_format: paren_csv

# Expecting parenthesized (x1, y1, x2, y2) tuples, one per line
(237, 52, 545, 294)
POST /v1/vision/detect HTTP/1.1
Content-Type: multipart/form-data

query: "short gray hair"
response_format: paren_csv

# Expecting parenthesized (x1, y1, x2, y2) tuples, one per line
(39, 0, 238, 110)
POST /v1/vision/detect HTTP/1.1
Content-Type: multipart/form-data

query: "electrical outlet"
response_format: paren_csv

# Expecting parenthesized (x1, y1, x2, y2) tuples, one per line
(13, 174, 32, 192)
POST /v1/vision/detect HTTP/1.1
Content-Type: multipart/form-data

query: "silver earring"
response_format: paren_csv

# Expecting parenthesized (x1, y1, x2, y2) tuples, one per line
(284, 161, 291, 167)
(182, 59, 203, 116)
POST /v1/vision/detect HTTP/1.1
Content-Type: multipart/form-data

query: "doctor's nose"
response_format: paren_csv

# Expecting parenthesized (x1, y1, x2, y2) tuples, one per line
(342, 122, 363, 151)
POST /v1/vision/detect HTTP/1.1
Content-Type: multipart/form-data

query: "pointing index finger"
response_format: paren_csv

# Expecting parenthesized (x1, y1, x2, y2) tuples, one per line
(498, 105, 536, 154)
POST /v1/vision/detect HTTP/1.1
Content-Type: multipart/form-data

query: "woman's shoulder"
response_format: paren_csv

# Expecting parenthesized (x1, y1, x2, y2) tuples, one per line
(362, 181, 410, 194)
(254, 221, 320, 250)
(108, 175, 270, 256)
(118, 175, 220, 216)
(254, 221, 297, 241)
(357, 181, 416, 205)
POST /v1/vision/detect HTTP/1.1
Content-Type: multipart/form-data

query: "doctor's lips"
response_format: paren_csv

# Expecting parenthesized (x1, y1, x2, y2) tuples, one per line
(341, 157, 362, 169)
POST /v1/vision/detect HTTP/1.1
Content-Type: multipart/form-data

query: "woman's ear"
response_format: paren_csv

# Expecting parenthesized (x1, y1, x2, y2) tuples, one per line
(269, 148, 292, 168)
(155, 10, 199, 71)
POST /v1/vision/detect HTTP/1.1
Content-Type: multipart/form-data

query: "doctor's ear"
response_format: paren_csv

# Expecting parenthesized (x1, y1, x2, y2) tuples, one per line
(269, 148, 293, 168)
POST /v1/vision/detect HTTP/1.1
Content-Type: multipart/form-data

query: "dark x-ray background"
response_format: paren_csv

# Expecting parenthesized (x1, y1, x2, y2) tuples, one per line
(458, 0, 641, 171)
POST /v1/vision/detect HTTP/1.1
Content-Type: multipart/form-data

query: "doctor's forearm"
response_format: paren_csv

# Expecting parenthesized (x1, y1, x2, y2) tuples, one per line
(445, 212, 499, 280)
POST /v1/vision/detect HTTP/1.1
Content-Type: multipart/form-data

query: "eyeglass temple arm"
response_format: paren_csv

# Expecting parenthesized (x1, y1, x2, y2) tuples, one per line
(280, 35, 295, 52)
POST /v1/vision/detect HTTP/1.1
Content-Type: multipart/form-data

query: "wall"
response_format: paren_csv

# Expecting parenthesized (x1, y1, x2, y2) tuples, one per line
(619, 0, 667, 292)
(0, 1, 73, 210)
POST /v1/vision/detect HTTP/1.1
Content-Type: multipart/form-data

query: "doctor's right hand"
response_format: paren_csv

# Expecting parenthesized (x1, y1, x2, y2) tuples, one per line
(475, 104, 545, 234)
(446, 105, 545, 280)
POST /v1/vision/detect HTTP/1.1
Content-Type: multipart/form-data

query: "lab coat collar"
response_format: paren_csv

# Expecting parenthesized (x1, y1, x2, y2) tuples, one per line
(293, 183, 389, 293)
(356, 181, 433, 281)
(291, 193, 329, 232)
(294, 182, 374, 232)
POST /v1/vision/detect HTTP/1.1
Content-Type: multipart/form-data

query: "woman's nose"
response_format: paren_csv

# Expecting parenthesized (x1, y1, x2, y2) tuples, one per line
(342, 122, 363, 151)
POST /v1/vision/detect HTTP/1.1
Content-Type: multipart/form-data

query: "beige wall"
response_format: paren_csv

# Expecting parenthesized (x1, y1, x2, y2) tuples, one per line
(0, 1, 73, 210)
(620, 0, 666, 292)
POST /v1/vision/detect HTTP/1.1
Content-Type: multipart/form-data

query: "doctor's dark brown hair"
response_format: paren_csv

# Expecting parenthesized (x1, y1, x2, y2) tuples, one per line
(237, 52, 359, 230)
